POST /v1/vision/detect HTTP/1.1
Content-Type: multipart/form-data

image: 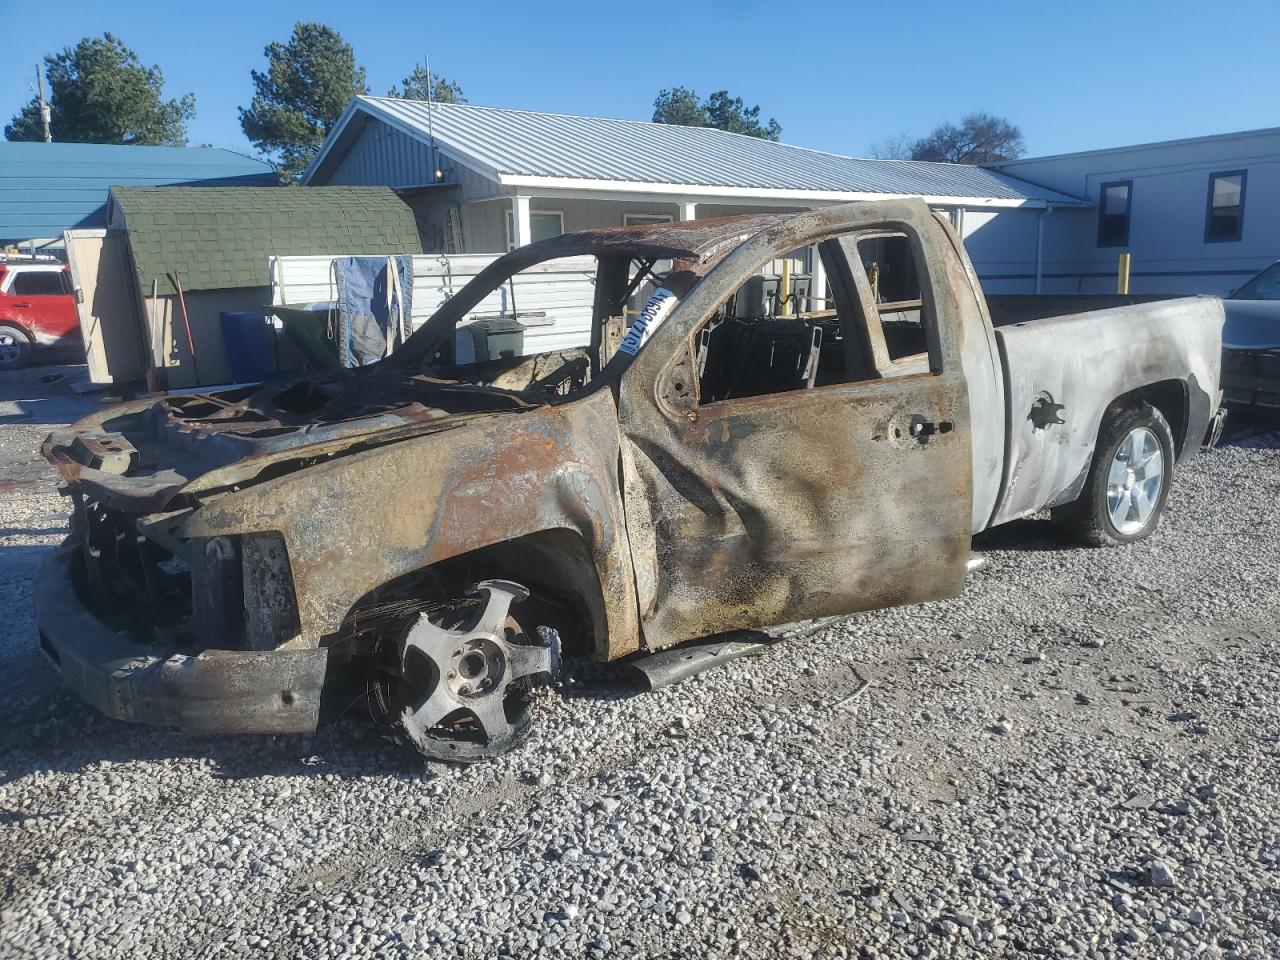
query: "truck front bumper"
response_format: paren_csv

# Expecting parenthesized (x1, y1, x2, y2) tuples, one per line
(36, 545, 327, 734)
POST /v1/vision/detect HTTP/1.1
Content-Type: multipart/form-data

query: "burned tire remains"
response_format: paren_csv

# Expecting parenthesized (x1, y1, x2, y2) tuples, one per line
(371, 580, 560, 762)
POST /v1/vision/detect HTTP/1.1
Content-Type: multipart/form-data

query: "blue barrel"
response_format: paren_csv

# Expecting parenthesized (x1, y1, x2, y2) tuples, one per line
(220, 311, 275, 383)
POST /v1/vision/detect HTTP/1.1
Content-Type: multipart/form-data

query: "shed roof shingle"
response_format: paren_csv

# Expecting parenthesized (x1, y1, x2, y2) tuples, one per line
(110, 186, 423, 292)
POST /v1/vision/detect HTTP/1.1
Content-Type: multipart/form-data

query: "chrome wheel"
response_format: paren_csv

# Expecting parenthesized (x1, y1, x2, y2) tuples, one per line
(395, 579, 559, 761)
(1106, 426, 1164, 535)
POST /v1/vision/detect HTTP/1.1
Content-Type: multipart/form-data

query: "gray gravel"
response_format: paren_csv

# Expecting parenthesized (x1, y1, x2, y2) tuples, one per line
(2, 364, 1280, 959)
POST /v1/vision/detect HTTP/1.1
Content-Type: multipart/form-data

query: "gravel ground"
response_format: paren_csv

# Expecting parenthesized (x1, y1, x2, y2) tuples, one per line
(1, 364, 1279, 959)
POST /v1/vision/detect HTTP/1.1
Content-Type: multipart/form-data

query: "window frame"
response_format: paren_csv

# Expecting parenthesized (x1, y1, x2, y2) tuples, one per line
(844, 231, 936, 378)
(5, 268, 68, 296)
(1204, 169, 1247, 244)
(624, 213, 674, 227)
(687, 222, 941, 410)
(504, 208, 565, 251)
(1096, 179, 1132, 248)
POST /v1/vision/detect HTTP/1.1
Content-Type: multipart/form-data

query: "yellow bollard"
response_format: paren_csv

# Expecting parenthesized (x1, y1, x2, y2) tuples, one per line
(1116, 253, 1131, 295)
(780, 259, 792, 316)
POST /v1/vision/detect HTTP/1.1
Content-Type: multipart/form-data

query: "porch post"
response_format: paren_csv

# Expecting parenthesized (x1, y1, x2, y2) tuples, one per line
(808, 207, 827, 313)
(511, 194, 532, 248)
(809, 248, 827, 313)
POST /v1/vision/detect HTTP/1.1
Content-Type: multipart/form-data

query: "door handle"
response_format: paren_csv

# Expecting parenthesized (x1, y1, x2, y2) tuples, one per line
(11, 302, 30, 308)
(907, 416, 954, 440)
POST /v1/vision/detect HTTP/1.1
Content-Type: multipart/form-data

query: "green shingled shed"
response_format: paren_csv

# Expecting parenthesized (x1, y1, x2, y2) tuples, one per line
(92, 186, 423, 389)
(108, 186, 423, 291)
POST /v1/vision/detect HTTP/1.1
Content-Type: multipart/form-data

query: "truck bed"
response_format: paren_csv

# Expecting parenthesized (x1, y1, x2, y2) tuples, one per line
(985, 294, 1174, 328)
(984, 296, 1224, 529)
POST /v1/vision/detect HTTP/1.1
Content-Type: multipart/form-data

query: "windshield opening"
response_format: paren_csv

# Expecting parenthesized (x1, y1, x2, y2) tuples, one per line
(407, 252, 691, 402)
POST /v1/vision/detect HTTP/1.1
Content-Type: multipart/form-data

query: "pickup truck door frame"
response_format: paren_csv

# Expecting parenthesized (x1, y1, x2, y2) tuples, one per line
(616, 200, 974, 651)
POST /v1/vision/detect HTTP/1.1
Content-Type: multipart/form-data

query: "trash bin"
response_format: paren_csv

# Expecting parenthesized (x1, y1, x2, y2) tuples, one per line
(220, 311, 276, 383)
(466, 318, 525, 362)
(271, 304, 337, 371)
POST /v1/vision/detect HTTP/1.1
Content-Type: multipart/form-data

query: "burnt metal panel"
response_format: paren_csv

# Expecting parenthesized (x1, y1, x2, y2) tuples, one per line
(36, 549, 326, 734)
(615, 200, 974, 650)
(179, 387, 643, 657)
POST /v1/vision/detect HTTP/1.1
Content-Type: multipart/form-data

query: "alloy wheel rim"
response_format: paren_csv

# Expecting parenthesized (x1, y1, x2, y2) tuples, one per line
(396, 580, 553, 758)
(0, 334, 19, 364)
(1106, 426, 1164, 535)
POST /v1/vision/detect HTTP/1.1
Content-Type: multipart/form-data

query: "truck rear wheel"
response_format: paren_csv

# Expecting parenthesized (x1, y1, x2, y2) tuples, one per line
(1051, 401, 1174, 547)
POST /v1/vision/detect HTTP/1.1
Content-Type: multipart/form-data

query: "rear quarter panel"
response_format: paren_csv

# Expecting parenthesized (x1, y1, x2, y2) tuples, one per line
(988, 297, 1223, 527)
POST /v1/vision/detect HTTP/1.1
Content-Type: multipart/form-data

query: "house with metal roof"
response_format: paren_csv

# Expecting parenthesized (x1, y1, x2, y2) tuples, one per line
(987, 127, 1280, 295)
(0, 142, 277, 248)
(304, 97, 1089, 291)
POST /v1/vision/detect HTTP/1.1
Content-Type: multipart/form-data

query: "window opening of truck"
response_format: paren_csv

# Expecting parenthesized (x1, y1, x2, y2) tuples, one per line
(1232, 261, 1280, 300)
(693, 227, 937, 405)
(856, 234, 928, 365)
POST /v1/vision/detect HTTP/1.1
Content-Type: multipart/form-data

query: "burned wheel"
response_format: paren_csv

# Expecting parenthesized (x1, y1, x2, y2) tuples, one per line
(373, 579, 560, 762)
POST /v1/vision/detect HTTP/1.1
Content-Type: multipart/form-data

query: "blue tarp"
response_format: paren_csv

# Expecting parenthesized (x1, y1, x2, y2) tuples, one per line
(333, 256, 415, 366)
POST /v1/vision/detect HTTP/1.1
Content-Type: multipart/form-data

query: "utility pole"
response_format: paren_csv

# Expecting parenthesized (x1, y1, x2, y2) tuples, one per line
(36, 64, 51, 142)
(423, 53, 441, 181)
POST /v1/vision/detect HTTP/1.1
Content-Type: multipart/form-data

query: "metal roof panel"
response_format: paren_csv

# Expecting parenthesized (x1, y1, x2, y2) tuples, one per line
(0, 143, 277, 242)
(343, 97, 1087, 206)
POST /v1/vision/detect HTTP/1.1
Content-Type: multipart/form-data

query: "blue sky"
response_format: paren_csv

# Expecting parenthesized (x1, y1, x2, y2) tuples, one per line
(1, 0, 1277, 161)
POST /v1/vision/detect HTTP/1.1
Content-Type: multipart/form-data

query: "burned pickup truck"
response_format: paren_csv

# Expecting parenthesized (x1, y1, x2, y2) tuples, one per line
(37, 199, 1225, 760)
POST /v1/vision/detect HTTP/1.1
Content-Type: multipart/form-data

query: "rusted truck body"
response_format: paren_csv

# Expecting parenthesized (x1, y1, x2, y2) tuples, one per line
(37, 199, 1225, 759)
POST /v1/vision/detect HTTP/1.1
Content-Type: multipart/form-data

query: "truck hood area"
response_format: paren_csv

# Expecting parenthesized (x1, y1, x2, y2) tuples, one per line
(43, 368, 543, 512)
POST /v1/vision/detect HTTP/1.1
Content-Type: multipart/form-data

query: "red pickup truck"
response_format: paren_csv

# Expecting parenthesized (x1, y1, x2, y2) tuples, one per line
(0, 259, 80, 370)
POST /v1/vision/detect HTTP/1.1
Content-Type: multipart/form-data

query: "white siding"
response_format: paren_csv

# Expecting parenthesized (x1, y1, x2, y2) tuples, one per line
(327, 119, 436, 187)
(993, 130, 1280, 294)
(962, 207, 1044, 294)
(269, 253, 598, 357)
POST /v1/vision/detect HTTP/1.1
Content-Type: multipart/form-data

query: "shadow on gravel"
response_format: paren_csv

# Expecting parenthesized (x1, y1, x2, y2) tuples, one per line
(0, 649, 653, 783)
(0, 542, 55, 574)
(555, 656, 649, 703)
(0, 365, 102, 427)
(1219, 413, 1280, 449)
(0, 527, 67, 539)
(0, 682, 439, 784)
(971, 517, 1066, 554)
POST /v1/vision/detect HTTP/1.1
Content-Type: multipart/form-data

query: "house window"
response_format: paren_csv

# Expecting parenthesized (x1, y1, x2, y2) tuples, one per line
(1205, 170, 1246, 243)
(531, 211, 563, 242)
(624, 213, 673, 227)
(1097, 180, 1131, 247)
(505, 209, 564, 250)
